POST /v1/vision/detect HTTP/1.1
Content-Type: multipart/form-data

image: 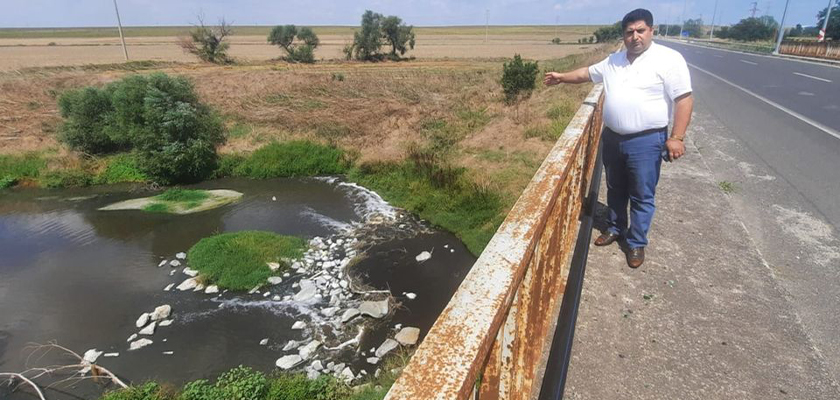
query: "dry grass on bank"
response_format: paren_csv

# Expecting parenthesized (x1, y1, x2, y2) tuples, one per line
(0, 45, 612, 201)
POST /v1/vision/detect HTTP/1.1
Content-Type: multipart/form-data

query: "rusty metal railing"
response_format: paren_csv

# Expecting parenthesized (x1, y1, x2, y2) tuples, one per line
(384, 83, 605, 400)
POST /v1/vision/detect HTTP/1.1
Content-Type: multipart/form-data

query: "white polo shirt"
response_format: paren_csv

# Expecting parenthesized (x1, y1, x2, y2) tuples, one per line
(588, 41, 692, 135)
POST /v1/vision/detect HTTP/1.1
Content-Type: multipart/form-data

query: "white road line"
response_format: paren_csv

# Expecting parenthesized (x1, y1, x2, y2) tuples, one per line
(740, 59, 758, 65)
(688, 63, 840, 141)
(793, 72, 833, 83)
(714, 55, 724, 58)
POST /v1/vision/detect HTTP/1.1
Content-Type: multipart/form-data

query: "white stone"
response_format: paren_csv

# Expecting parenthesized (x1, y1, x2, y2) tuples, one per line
(127, 333, 137, 342)
(276, 355, 303, 370)
(193, 283, 205, 292)
(339, 280, 349, 289)
(283, 272, 291, 278)
(394, 323, 402, 330)
(405, 292, 417, 300)
(311, 360, 324, 370)
(267, 276, 283, 285)
(291, 321, 306, 330)
(443, 244, 449, 248)
(205, 285, 219, 294)
(267, 262, 281, 271)
(139, 321, 157, 335)
(273, 295, 282, 301)
(339, 367, 355, 383)
(83, 349, 103, 364)
(395, 327, 421, 346)
(162, 351, 174, 355)
(359, 300, 389, 319)
(135, 313, 150, 328)
(272, 196, 277, 201)
(415, 251, 432, 262)
(332, 362, 345, 372)
(263, 292, 271, 297)
(366, 357, 380, 365)
(375, 339, 399, 357)
(283, 340, 300, 351)
(294, 280, 317, 302)
(248, 285, 261, 294)
(159, 319, 173, 327)
(183, 267, 199, 277)
(327, 361, 335, 370)
(320, 307, 339, 317)
(170, 260, 181, 267)
(163, 283, 175, 291)
(298, 340, 321, 360)
(169, 270, 177, 276)
(306, 368, 321, 380)
(129, 338, 153, 351)
(158, 260, 168, 267)
(176, 278, 198, 291)
(176, 252, 187, 259)
(150, 305, 171, 321)
(259, 338, 269, 345)
(450, 249, 455, 253)
(341, 308, 360, 323)
(103, 352, 119, 358)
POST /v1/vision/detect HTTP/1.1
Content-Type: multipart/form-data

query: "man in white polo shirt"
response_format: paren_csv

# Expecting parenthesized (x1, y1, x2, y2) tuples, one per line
(544, 8, 693, 268)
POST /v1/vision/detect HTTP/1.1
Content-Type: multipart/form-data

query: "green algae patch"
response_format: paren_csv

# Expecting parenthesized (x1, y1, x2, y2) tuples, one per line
(99, 189, 242, 214)
(187, 231, 306, 290)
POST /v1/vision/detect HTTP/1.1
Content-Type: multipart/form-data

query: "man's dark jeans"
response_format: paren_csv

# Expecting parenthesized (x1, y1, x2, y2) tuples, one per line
(602, 127, 667, 249)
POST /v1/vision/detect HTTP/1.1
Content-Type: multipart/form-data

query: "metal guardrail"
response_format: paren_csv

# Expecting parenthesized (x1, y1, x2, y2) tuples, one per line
(384, 84, 605, 400)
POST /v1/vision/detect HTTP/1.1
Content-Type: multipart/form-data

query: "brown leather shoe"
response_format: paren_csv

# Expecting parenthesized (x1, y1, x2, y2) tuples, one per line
(626, 247, 645, 268)
(594, 232, 620, 246)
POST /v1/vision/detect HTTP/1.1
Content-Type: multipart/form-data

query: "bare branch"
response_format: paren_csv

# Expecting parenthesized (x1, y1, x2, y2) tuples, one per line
(0, 372, 47, 400)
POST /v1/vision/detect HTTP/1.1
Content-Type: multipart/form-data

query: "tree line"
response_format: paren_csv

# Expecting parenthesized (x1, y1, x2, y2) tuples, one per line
(179, 10, 416, 64)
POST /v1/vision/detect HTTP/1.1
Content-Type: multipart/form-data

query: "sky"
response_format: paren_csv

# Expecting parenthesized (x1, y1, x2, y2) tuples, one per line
(1, 0, 834, 29)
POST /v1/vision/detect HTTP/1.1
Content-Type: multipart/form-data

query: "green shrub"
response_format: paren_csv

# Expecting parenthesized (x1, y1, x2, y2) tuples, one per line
(58, 87, 116, 154)
(57, 73, 225, 184)
(267, 373, 349, 400)
(102, 382, 168, 400)
(96, 153, 148, 184)
(213, 154, 247, 178)
(178, 380, 218, 400)
(0, 153, 46, 186)
(39, 169, 93, 188)
(187, 231, 306, 290)
(235, 141, 349, 179)
(143, 203, 172, 213)
(501, 55, 539, 103)
(215, 366, 268, 400)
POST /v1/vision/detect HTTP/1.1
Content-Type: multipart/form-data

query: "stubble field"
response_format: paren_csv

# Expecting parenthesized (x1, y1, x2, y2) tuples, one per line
(0, 25, 598, 70)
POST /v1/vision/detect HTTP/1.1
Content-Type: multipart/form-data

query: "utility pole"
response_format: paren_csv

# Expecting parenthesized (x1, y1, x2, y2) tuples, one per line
(679, 0, 688, 38)
(773, 0, 791, 54)
(750, 2, 760, 18)
(485, 9, 489, 44)
(818, 0, 834, 42)
(710, 0, 719, 40)
(113, 0, 129, 61)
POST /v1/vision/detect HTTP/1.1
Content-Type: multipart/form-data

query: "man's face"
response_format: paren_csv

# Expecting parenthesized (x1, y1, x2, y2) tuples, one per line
(623, 20, 653, 55)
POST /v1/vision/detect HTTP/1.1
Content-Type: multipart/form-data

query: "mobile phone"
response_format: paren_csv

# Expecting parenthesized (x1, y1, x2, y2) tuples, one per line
(661, 148, 672, 162)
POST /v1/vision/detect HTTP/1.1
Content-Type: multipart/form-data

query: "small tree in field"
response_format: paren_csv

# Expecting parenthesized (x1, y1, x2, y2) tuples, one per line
(501, 55, 539, 103)
(381, 15, 415, 59)
(344, 10, 384, 61)
(178, 16, 233, 64)
(344, 10, 415, 61)
(268, 25, 320, 63)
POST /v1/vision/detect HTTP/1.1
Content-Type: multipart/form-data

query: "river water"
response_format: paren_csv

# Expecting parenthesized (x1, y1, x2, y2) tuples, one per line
(0, 178, 475, 399)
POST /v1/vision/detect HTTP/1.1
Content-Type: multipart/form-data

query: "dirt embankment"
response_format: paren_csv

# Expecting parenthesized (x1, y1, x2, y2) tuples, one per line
(0, 45, 612, 199)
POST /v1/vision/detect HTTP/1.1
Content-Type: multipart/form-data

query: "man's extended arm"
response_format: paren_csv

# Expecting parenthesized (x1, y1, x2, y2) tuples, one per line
(543, 67, 591, 86)
(666, 92, 693, 160)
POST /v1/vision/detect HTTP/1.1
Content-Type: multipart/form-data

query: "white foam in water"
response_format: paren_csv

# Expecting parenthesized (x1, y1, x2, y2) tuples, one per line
(333, 180, 398, 221)
(179, 297, 334, 328)
(301, 206, 355, 233)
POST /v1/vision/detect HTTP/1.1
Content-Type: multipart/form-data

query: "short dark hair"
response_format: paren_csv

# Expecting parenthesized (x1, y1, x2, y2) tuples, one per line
(622, 9, 654, 30)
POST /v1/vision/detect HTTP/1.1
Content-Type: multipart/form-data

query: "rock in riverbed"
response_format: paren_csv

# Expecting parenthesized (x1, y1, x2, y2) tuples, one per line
(276, 355, 303, 370)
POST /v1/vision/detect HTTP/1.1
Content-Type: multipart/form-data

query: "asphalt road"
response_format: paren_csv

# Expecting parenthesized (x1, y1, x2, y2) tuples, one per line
(657, 39, 840, 386)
